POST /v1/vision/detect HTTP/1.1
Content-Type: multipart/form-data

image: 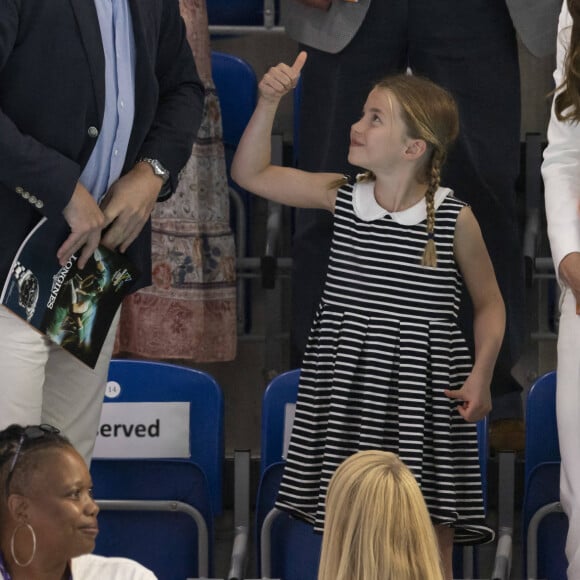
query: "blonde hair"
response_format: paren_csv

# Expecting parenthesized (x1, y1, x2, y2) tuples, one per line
(318, 450, 444, 580)
(335, 74, 459, 267)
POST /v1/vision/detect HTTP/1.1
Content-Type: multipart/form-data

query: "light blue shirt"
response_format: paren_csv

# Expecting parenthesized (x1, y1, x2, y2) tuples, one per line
(80, 0, 136, 203)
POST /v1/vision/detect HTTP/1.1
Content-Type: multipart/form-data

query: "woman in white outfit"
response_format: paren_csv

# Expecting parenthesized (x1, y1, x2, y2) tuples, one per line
(542, 1, 580, 576)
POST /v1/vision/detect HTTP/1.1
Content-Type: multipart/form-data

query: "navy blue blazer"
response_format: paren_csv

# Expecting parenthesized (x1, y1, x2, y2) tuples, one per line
(0, 0, 203, 289)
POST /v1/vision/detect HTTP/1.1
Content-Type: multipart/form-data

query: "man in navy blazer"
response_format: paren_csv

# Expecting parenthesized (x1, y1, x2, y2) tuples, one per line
(0, 0, 203, 462)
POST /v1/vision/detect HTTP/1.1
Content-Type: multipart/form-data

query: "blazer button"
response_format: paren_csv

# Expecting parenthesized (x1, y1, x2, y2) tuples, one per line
(15, 186, 24, 195)
(35, 200, 44, 209)
(22, 191, 30, 199)
(88, 126, 99, 138)
(29, 195, 37, 204)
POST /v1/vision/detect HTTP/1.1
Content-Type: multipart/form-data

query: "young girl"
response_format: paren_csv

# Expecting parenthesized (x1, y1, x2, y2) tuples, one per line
(232, 52, 505, 579)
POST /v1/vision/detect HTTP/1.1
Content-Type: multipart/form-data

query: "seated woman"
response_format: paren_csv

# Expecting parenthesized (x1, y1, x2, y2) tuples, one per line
(318, 450, 444, 580)
(0, 424, 156, 580)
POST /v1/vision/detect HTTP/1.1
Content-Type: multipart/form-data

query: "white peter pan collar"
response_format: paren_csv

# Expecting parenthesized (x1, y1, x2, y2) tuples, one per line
(352, 180, 453, 225)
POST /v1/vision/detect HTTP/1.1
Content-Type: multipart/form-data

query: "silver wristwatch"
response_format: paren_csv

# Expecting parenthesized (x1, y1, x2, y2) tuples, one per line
(139, 157, 170, 184)
(13, 262, 39, 322)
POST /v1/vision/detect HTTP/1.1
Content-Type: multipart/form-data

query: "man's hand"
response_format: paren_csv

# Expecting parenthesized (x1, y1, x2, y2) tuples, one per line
(100, 162, 162, 253)
(59, 182, 106, 269)
(559, 251, 580, 313)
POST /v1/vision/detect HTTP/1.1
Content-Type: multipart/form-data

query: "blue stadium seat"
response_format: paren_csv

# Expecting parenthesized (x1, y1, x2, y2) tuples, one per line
(90, 359, 224, 579)
(256, 369, 489, 579)
(211, 50, 258, 335)
(523, 370, 568, 579)
(256, 461, 322, 580)
(207, 0, 281, 27)
(211, 51, 257, 159)
(91, 460, 213, 580)
(207, 0, 265, 26)
(524, 370, 560, 483)
(260, 368, 300, 473)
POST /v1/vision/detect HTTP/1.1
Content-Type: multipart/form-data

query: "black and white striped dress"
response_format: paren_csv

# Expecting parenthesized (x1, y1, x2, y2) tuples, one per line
(276, 181, 493, 544)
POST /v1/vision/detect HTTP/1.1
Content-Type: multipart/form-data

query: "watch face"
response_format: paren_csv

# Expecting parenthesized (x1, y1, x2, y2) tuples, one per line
(20, 276, 39, 304)
(141, 158, 169, 183)
(153, 160, 169, 181)
(17, 272, 39, 320)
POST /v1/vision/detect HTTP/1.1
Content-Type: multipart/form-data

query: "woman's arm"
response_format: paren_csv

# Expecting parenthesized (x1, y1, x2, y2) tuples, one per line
(445, 206, 506, 422)
(231, 52, 340, 211)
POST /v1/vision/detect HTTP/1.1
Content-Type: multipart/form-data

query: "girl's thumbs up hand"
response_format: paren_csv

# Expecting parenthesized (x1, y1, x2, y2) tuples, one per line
(291, 51, 308, 74)
(259, 51, 308, 102)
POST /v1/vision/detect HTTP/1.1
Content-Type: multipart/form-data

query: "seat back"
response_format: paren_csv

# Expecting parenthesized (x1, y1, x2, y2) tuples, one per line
(257, 369, 489, 579)
(525, 370, 560, 481)
(207, 0, 280, 27)
(207, 0, 264, 26)
(523, 462, 568, 579)
(260, 368, 301, 473)
(256, 461, 322, 580)
(95, 359, 224, 514)
(211, 51, 257, 163)
(210, 50, 257, 218)
(91, 460, 212, 580)
(91, 360, 224, 578)
(523, 370, 567, 578)
(210, 50, 258, 335)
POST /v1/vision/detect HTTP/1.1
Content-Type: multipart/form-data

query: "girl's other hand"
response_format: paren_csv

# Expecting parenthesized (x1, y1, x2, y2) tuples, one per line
(443, 373, 492, 423)
(259, 51, 307, 102)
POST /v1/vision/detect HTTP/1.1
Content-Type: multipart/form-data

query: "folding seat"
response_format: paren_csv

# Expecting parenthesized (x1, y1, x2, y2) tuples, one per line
(207, 0, 281, 29)
(254, 369, 492, 579)
(522, 370, 568, 580)
(91, 359, 224, 580)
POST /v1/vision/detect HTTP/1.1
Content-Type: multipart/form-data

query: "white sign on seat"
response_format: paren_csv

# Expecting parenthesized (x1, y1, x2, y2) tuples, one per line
(93, 402, 190, 458)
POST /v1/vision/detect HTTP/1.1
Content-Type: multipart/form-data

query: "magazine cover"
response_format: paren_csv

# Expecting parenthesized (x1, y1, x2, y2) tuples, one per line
(0, 217, 140, 368)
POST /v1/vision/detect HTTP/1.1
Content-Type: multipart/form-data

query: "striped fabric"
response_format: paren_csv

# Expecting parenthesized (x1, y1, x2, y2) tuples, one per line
(276, 183, 493, 544)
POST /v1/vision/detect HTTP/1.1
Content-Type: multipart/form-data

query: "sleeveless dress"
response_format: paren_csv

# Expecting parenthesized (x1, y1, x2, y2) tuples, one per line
(276, 181, 493, 544)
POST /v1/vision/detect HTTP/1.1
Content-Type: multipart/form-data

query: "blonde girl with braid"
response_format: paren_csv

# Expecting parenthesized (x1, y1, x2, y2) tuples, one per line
(233, 52, 505, 580)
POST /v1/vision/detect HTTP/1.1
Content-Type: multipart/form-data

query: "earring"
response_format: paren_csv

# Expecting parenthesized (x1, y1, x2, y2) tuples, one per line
(10, 522, 36, 567)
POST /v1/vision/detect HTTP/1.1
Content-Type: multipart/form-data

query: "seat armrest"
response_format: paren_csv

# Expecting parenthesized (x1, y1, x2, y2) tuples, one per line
(227, 450, 252, 580)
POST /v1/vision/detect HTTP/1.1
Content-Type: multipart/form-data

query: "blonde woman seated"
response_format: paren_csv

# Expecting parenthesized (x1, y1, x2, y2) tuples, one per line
(318, 450, 444, 580)
(0, 424, 156, 580)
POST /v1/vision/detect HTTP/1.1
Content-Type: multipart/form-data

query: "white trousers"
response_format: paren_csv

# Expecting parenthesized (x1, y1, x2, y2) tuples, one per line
(0, 306, 119, 464)
(557, 289, 580, 579)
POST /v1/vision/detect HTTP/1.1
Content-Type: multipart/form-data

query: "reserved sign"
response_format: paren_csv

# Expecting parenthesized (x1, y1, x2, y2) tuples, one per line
(93, 401, 191, 458)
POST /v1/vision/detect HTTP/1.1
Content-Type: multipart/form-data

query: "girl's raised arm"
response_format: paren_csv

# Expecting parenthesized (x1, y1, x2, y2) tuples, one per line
(231, 52, 340, 211)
